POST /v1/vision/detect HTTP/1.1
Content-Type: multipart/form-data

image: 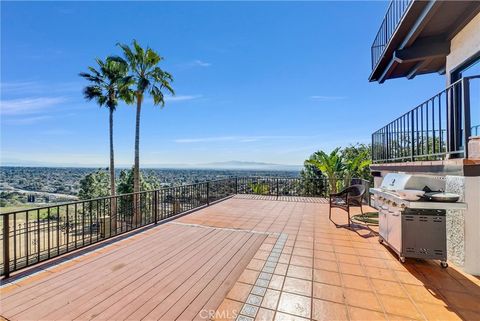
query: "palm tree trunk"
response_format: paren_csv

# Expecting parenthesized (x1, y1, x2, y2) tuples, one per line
(109, 108, 116, 197)
(109, 108, 117, 232)
(133, 95, 142, 225)
(329, 176, 337, 193)
(134, 96, 141, 194)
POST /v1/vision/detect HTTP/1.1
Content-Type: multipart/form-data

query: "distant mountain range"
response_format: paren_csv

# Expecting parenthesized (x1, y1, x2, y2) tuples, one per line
(1, 159, 302, 171)
(195, 161, 302, 171)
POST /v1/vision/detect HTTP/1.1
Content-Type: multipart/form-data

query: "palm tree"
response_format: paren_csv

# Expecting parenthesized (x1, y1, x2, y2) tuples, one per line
(343, 151, 370, 187)
(305, 148, 344, 193)
(79, 57, 133, 197)
(117, 40, 174, 194)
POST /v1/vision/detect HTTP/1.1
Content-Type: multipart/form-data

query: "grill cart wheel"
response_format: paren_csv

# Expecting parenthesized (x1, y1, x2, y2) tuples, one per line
(378, 237, 384, 244)
(441, 261, 448, 268)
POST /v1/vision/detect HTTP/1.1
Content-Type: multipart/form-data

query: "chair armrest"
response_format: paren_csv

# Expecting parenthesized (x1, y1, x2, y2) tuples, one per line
(330, 191, 348, 205)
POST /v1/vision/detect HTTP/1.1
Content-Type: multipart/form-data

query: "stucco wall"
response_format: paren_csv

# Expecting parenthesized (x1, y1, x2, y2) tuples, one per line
(445, 176, 465, 267)
(446, 12, 480, 81)
(463, 176, 480, 275)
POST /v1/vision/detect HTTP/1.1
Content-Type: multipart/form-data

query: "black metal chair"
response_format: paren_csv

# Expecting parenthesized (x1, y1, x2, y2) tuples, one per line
(329, 184, 366, 227)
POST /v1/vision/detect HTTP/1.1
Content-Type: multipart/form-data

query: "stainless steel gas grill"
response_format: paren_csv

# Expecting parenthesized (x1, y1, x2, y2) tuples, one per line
(370, 173, 467, 268)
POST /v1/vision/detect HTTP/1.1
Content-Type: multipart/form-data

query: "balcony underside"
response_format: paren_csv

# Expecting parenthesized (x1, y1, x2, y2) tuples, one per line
(370, 1, 480, 82)
(2, 195, 480, 321)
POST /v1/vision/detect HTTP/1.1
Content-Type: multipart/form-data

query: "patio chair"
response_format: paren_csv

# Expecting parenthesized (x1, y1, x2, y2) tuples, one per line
(329, 184, 366, 227)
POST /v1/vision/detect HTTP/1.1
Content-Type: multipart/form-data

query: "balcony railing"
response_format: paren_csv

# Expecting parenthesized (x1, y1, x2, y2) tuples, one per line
(372, 76, 479, 163)
(371, 0, 412, 70)
(0, 176, 372, 277)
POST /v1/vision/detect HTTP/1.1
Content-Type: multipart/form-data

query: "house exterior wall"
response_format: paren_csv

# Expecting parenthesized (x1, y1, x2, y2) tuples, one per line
(370, 10, 480, 275)
(463, 176, 480, 274)
(446, 12, 480, 81)
(444, 12, 480, 274)
(446, 175, 480, 275)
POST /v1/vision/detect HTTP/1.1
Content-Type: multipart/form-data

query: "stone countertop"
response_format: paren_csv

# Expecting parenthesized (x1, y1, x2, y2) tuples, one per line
(370, 188, 468, 210)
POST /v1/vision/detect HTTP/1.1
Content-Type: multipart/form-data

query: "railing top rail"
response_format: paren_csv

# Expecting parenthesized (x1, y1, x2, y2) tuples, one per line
(0, 176, 307, 216)
(371, 0, 413, 70)
(0, 177, 238, 216)
(372, 76, 478, 135)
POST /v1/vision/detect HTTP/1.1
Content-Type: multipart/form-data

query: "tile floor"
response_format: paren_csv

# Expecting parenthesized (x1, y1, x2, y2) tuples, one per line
(178, 195, 480, 321)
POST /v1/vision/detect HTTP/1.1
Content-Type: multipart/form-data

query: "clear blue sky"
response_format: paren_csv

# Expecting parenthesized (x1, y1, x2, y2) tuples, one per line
(1, 1, 445, 167)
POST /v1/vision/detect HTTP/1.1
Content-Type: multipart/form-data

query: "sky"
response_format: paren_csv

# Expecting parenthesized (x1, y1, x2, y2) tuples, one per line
(1, 1, 446, 167)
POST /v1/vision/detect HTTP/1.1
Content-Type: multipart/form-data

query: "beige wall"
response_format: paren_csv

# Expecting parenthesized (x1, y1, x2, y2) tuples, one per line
(446, 12, 480, 83)
(463, 176, 480, 275)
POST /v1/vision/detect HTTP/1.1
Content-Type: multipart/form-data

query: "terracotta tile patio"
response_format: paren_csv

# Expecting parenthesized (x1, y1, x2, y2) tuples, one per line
(177, 196, 480, 321)
(1, 195, 480, 321)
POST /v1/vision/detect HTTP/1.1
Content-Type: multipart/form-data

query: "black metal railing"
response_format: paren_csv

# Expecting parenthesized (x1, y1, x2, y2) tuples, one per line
(472, 124, 480, 136)
(0, 178, 237, 278)
(372, 76, 479, 163)
(0, 176, 371, 277)
(237, 177, 329, 198)
(371, 0, 412, 70)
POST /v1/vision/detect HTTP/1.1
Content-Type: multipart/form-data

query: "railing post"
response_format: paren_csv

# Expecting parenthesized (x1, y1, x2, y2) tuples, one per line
(154, 190, 158, 224)
(410, 111, 415, 161)
(206, 182, 210, 206)
(3, 215, 10, 278)
(235, 177, 238, 195)
(276, 178, 279, 200)
(462, 78, 471, 158)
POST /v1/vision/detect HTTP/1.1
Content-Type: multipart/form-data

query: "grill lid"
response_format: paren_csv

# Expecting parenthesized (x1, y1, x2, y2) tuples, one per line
(380, 173, 445, 192)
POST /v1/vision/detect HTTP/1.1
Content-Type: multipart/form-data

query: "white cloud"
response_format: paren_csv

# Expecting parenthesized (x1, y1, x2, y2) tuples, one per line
(0, 97, 67, 115)
(193, 60, 211, 67)
(174, 135, 319, 144)
(41, 129, 73, 135)
(310, 95, 346, 101)
(2, 115, 53, 125)
(175, 136, 238, 143)
(179, 60, 212, 69)
(1, 81, 81, 95)
(0, 81, 39, 93)
(164, 95, 203, 102)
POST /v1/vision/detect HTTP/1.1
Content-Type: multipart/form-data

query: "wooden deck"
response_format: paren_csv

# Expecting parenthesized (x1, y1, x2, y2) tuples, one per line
(0, 222, 266, 321)
(2, 195, 480, 321)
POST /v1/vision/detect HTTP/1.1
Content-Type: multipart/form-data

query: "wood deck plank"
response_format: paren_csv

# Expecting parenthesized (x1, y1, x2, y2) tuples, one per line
(123, 230, 249, 320)
(73, 228, 234, 321)
(143, 232, 258, 320)
(0, 222, 265, 321)
(177, 234, 266, 321)
(2, 224, 181, 303)
(11, 226, 216, 320)
(42, 227, 219, 321)
(3, 224, 197, 317)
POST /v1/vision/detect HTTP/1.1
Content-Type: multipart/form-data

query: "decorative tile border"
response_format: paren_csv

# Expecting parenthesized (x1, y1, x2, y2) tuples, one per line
(235, 233, 288, 321)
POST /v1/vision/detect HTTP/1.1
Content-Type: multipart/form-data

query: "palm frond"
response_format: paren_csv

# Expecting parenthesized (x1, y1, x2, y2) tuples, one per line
(83, 86, 103, 101)
(150, 85, 165, 106)
(117, 40, 175, 105)
(80, 54, 133, 109)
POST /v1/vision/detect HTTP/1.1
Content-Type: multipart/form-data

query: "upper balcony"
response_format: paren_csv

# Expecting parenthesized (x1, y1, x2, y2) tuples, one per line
(371, 75, 480, 173)
(369, 0, 480, 83)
